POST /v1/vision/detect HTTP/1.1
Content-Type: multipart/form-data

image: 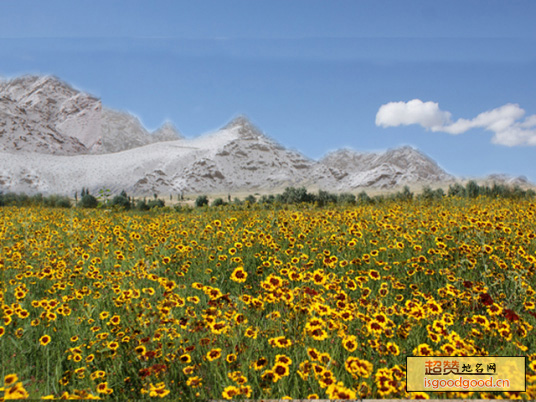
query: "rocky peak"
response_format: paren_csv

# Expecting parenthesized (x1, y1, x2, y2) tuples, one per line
(381, 146, 444, 171)
(320, 148, 370, 171)
(1, 75, 84, 104)
(319, 145, 454, 188)
(152, 121, 183, 141)
(223, 115, 265, 140)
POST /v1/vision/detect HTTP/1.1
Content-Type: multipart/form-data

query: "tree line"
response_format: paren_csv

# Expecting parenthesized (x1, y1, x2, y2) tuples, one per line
(0, 180, 534, 210)
(194, 180, 535, 208)
(0, 188, 165, 210)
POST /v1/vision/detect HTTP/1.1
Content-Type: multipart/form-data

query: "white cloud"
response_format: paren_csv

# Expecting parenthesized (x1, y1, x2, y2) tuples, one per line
(375, 99, 451, 130)
(376, 99, 536, 146)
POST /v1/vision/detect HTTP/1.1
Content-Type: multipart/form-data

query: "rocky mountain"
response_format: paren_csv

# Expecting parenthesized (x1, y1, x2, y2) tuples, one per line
(0, 75, 182, 155)
(320, 146, 454, 188)
(92, 108, 183, 154)
(474, 174, 529, 187)
(0, 74, 461, 195)
(152, 121, 183, 142)
(0, 75, 95, 155)
(0, 111, 454, 195)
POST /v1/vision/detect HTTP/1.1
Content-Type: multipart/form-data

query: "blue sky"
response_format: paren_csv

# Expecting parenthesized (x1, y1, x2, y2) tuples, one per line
(1, 0, 535, 180)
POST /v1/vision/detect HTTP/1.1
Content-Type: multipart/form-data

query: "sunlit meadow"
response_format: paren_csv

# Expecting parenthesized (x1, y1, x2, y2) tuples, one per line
(1, 198, 535, 400)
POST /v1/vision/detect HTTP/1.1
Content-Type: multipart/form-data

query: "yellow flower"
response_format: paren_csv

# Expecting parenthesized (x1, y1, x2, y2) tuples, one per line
(342, 335, 358, 352)
(206, 348, 222, 361)
(222, 385, 241, 399)
(413, 343, 434, 356)
(4, 374, 18, 387)
(268, 336, 293, 348)
(149, 382, 169, 398)
(109, 315, 121, 325)
(410, 391, 430, 399)
(272, 363, 290, 381)
(386, 341, 400, 356)
(326, 382, 357, 399)
(230, 266, 248, 283)
(96, 382, 109, 394)
(186, 376, 202, 388)
(179, 354, 191, 364)
(4, 382, 30, 399)
(39, 334, 51, 346)
(275, 354, 292, 366)
(108, 341, 119, 350)
(345, 357, 373, 378)
(251, 357, 268, 371)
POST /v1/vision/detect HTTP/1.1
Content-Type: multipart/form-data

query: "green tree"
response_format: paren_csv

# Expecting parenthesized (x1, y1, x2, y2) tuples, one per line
(211, 197, 225, 207)
(280, 187, 314, 204)
(80, 194, 98, 208)
(147, 199, 165, 208)
(195, 195, 209, 207)
(316, 190, 337, 207)
(338, 193, 356, 205)
(448, 183, 466, 197)
(112, 194, 131, 210)
(244, 195, 257, 205)
(357, 191, 371, 205)
(136, 199, 150, 211)
(466, 180, 480, 198)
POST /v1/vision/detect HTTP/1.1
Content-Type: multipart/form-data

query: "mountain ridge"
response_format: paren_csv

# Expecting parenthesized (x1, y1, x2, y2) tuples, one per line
(0, 74, 183, 155)
(1, 74, 518, 196)
(0, 115, 456, 195)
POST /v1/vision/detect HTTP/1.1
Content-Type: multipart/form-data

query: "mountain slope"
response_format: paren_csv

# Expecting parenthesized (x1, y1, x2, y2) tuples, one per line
(132, 116, 340, 194)
(0, 75, 182, 155)
(320, 146, 454, 188)
(0, 115, 454, 195)
(0, 74, 457, 195)
(0, 76, 93, 154)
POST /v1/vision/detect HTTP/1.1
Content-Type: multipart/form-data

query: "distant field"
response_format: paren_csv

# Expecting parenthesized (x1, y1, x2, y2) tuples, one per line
(1, 198, 535, 399)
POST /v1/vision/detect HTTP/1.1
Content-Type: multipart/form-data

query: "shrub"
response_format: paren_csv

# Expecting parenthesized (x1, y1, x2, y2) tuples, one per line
(45, 195, 71, 208)
(396, 186, 413, 202)
(434, 188, 445, 199)
(112, 195, 131, 210)
(136, 200, 150, 211)
(80, 194, 98, 208)
(372, 195, 386, 204)
(357, 191, 371, 205)
(55, 197, 72, 208)
(195, 195, 209, 207)
(147, 199, 165, 209)
(1, 192, 30, 206)
(316, 190, 337, 207)
(338, 193, 356, 205)
(280, 187, 314, 204)
(211, 198, 225, 207)
(448, 183, 466, 197)
(259, 195, 275, 205)
(31, 193, 44, 205)
(466, 180, 480, 198)
(419, 186, 445, 202)
(244, 195, 256, 205)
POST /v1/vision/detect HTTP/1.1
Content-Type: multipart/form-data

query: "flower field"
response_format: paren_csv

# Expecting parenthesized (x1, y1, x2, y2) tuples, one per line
(1, 198, 536, 400)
